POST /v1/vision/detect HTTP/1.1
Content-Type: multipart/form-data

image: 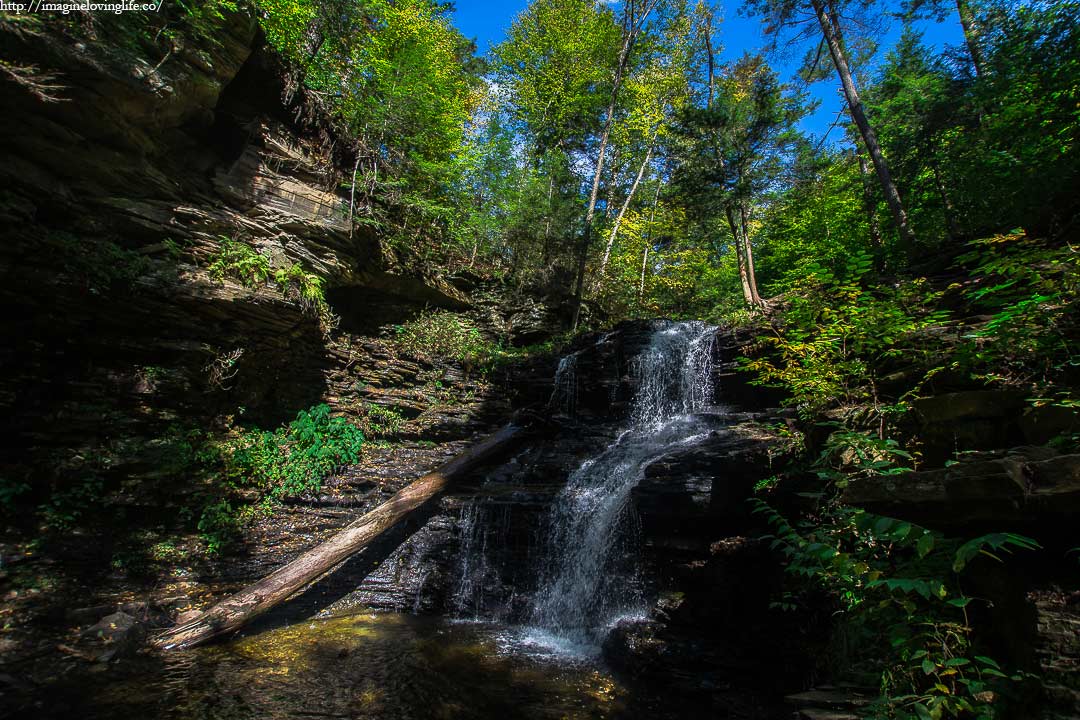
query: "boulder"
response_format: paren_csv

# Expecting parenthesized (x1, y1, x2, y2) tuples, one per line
(82, 611, 146, 662)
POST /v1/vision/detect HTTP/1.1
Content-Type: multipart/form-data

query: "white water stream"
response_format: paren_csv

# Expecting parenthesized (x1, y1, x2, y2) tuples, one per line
(524, 321, 718, 653)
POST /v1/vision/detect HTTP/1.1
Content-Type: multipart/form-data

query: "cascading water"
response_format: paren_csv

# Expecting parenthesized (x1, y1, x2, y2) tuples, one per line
(526, 321, 718, 652)
(549, 351, 579, 416)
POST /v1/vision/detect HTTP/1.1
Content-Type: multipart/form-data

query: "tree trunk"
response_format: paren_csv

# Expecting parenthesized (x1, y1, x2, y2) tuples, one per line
(956, 0, 985, 77)
(541, 171, 556, 266)
(571, 0, 659, 329)
(930, 156, 961, 241)
(151, 424, 526, 651)
(348, 151, 361, 239)
(726, 206, 755, 306)
(739, 204, 763, 306)
(638, 177, 662, 306)
(596, 145, 654, 287)
(810, 0, 916, 254)
(705, 10, 759, 308)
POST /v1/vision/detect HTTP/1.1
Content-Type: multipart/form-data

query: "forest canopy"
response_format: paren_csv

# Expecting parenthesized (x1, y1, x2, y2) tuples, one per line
(135, 0, 1078, 328)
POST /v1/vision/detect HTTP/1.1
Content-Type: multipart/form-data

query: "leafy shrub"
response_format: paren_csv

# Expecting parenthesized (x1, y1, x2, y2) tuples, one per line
(46, 231, 150, 293)
(274, 262, 331, 320)
(360, 403, 407, 439)
(192, 405, 363, 552)
(955, 231, 1080, 397)
(40, 474, 106, 531)
(0, 476, 30, 517)
(753, 494, 1037, 719)
(225, 404, 364, 499)
(393, 310, 492, 367)
(744, 251, 949, 417)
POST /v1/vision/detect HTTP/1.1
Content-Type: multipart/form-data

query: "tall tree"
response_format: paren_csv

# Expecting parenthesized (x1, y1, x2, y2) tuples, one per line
(904, 0, 986, 76)
(744, 0, 917, 254)
(569, 0, 663, 329)
(671, 51, 802, 307)
(493, 0, 621, 290)
(595, 0, 700, 289)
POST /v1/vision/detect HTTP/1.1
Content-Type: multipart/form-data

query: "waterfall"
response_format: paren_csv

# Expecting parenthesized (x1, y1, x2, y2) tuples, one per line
(453, 500, 490, 618)
(549, 352, 579, 416)
(527, 321, 717, 651)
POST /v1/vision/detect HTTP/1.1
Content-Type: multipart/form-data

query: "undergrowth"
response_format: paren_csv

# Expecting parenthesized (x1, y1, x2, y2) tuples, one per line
(738, 232, 1075, 717)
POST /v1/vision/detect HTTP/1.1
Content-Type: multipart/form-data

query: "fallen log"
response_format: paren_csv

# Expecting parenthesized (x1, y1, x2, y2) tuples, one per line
(152, 423, 525, 650)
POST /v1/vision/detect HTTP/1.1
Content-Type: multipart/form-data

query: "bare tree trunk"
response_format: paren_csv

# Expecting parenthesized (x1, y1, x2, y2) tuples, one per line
(639, 245, 650, 304)
(638, 177, 662, 306)
(604, 147, 620, 221)
(739, 204, 763, 305)
(348, 152, 361, 239)
(810, 0, 916, 253)
(726, 206, 755, 306)
(571, 0, 659, 329)
(956, 0, 985, 77)
(705, 9, 759, 308)
(151, 425, 525, 651)
(541, 172, 556, 266)
(596, 145, 654, 287)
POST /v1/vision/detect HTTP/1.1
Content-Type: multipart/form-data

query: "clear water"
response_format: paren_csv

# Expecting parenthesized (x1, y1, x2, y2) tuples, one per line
(32, 613, 638, 720)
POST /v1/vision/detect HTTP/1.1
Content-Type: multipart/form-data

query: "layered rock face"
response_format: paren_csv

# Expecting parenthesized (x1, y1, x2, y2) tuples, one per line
(0, 15, 549, 516)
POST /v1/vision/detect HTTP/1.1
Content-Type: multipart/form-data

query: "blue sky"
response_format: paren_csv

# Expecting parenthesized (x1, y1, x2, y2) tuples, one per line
(451, 1, 968, 143)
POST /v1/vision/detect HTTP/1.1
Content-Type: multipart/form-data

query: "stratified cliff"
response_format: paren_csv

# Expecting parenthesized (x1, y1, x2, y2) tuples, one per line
(0, 12, 557, 515)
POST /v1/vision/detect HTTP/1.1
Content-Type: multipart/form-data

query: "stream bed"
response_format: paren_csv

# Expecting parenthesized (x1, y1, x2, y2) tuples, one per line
(36, 612, 682, 720)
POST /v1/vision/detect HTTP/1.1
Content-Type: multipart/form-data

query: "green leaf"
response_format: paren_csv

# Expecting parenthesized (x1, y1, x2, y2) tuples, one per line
(917, 532, 935, 558)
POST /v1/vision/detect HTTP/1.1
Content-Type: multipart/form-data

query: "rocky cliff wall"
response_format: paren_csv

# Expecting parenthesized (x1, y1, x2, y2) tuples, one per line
(0, 13, 550, 517)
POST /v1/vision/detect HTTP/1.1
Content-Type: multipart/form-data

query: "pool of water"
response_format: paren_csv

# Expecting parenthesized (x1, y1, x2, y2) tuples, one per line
(33, 612, 674, 720)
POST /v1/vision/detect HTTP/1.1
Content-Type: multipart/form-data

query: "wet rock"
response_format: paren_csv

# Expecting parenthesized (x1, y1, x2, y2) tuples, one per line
(82, 611, 146, 662)
(786, 686, 873, 720)
(325, 514, 458, 615)
(603, 619, 668, 676)
(635, 420, 790, 551)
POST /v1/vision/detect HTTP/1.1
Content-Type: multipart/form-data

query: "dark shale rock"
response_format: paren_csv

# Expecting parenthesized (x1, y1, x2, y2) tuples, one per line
(910, 390, 1031, 464)
(844, 448, 1080, 536)
(1035, 597, 1080, 719)
(1020, 404, 1080, 446)
(0, 13, 515, 523)
(635, 419, 791, 552)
